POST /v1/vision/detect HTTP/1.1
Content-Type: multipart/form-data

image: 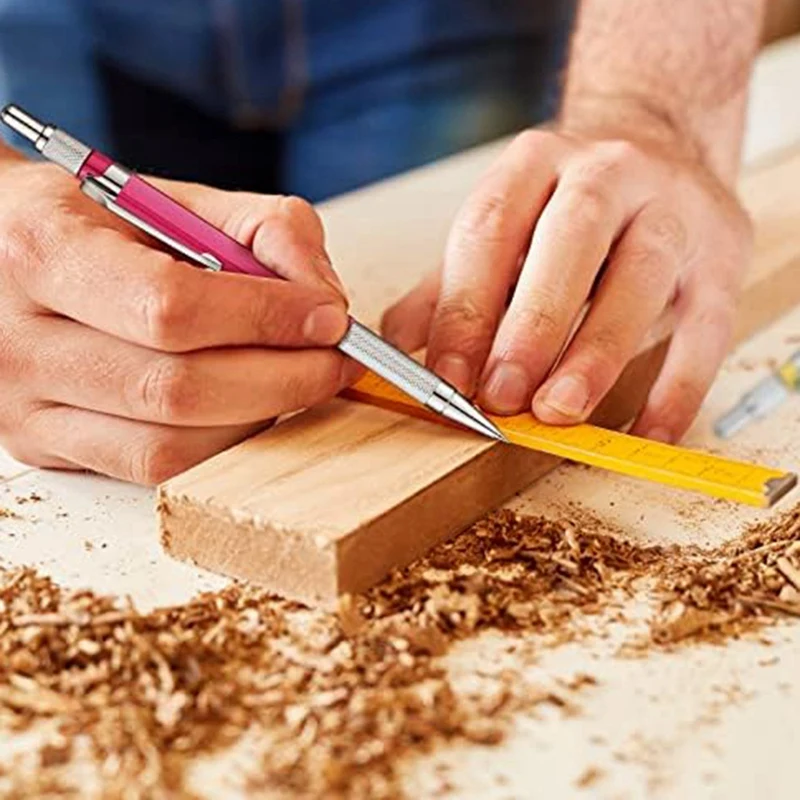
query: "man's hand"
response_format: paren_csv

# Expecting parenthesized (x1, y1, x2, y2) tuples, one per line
(382, 0, 764, 444)
(382, 127, 752, 443)
(0, 158, 355, 484)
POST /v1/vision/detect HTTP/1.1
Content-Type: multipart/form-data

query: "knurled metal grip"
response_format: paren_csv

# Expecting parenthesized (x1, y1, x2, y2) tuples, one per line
(337, 321, 439, 405)
(41, 129, 91, 175)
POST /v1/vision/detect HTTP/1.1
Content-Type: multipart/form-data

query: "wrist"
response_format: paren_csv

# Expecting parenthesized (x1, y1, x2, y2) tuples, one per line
(559, 92, 707, 169)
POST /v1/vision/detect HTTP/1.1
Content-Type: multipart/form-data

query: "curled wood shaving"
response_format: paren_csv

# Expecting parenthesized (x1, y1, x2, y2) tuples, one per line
(0, 504, 797, 796)
(648, 505, 800, 644)
(0, 509, 621, 798)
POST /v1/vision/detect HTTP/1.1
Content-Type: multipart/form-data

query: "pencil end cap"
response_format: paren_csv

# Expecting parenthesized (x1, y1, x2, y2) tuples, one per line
(0, 104, 45, 144)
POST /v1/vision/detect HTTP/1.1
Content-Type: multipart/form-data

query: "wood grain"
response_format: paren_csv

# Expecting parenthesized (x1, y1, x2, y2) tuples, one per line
(159, 146, 800, 608)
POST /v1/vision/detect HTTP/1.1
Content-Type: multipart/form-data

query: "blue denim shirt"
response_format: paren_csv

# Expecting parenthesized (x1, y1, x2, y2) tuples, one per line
(0, 1, 574, 197)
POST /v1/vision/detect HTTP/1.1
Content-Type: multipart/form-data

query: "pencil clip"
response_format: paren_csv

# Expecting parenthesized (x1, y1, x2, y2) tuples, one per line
(80, 177, 223, 272)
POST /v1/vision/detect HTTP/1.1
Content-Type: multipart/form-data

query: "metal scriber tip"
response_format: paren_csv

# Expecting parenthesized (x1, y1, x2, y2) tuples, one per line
(337, 320, 509, 443)
(439, 389, 508, 442)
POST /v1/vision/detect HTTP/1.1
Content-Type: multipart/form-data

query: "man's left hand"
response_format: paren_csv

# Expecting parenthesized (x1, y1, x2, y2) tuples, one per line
(381, 126, 753, 443)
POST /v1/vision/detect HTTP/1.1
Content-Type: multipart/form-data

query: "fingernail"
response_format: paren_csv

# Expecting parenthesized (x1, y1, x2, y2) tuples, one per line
(433, 353, 473, 394)
(646, 426, 673, 444)
(536, 374, 589, 420)
(303, 304, 349, 345)
(483, 362, 531, 414)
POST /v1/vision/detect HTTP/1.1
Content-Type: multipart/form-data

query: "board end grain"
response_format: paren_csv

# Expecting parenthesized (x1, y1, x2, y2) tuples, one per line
(158, 488, 340, 607)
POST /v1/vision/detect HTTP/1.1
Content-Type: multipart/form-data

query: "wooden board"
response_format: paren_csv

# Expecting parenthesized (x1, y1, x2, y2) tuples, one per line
(159, 146, 800, 608)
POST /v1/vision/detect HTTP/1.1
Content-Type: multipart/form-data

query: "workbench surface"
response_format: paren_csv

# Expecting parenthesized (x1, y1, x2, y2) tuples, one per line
(1, 36, 799, 800)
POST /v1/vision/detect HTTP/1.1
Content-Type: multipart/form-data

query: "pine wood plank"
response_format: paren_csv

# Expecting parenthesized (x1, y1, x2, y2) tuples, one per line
(159, 145, 800, 607)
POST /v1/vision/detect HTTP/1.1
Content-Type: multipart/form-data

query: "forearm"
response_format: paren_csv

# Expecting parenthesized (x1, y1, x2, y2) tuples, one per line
(561, 0, 767, 183)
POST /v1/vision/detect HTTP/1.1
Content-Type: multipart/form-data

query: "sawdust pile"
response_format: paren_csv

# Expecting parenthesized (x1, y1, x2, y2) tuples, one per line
(649, 504, 800, 644)
(0, 505, 798, 797)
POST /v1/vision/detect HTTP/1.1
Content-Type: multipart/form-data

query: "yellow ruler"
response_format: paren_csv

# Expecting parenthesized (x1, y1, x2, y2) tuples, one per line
(342, 371, 797, 509)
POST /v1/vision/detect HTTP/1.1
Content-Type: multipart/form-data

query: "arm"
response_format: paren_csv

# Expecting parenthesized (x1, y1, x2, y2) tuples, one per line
(562, 0, 766, 182)
(383, 0, 767, 444)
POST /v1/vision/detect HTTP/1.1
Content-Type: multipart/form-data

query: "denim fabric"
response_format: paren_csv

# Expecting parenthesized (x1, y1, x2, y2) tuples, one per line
(0, 0, 575, 199)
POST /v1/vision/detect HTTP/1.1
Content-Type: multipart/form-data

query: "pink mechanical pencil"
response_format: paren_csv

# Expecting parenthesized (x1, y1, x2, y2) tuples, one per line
(1, 104, 504, 442)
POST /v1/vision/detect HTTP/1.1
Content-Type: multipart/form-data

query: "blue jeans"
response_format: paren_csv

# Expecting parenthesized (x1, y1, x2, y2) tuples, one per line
(1, 1, 574, 200)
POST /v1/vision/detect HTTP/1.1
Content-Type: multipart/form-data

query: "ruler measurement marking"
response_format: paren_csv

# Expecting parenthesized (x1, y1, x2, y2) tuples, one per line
(342, 373, 795, 508)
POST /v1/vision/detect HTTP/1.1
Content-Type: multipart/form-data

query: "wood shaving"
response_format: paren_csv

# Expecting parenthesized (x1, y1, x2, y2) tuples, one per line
(576, 765, 605, 788)
(13, 493, 43, 505)
(0, 509, 615, 798)
(648, 505, 800, 645)
(0, 504, 797, 796)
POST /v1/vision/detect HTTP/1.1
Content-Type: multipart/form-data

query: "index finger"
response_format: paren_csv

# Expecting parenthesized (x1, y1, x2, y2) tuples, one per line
(425, 131, 565, 394)
(158, 180, 345, 294)
(21, 221, 350, 353)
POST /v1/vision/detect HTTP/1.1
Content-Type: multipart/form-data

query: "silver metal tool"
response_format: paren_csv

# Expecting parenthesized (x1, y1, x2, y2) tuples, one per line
(338, 322, 505, 440)
(715, 349, 800, 439)
(2, 103, 506, 443)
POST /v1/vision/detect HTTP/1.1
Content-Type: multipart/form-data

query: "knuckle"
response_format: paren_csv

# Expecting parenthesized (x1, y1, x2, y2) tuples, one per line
(0, 324, 19, 377)
(232, 193, 320, 240)
(250, 299, 283, 342)
(693, 296, 735, 342)
(593, 139, 641, 171)
(0, 165, 75, 270)
(515, 302, 563, 342)
(0, 210, 42, 286)
(453, 193, 512, 246)
(137, 356, 196, 421)
(0, 209, 32, 262)
(511, 128, 554, 154)
(281, 356, 342, 410)
(586, 328, 629, 370)
(560, 175, 615, 236)
(141, 270, 193, 351)
(126, 435, 186, 486)
(435, 294, 496, 345)
(8, 405, 51, 466)
(1, 438, 42, 469)
(274, 194, 324, 242)
(643, 208, 688, 259)
(564, 181, 612, 229)
(568, 140, 639, 189)
(276, 194, 316, 221)
(621, 239, 670, 276)
(16, 402, 46, 442)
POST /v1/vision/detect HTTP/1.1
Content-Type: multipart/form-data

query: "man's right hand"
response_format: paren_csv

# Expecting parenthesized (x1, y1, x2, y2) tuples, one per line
(0, 158, 355, 484)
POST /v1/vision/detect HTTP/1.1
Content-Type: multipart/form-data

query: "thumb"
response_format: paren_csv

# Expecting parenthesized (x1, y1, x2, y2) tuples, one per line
(150, 179, 348, 303)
